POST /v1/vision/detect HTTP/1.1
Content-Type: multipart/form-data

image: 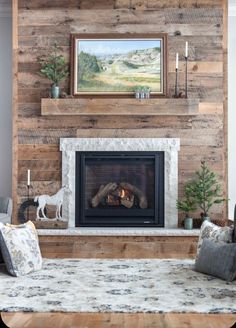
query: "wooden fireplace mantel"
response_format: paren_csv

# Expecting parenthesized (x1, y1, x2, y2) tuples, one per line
(41, 98, 199, 116)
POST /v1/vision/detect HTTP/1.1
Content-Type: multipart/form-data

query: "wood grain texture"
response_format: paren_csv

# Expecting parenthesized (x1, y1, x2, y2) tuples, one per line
(17, 0, 224, 9)
(13, 0, 227, 228)
(34, 221, 68, 229)
(2, 312, 236, 328)
(38, 235, 198, 258)
(41, 98, 200, 116)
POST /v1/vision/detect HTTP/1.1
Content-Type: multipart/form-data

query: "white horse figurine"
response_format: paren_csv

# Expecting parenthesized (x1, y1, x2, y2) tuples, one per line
(34, 186, 66, 221)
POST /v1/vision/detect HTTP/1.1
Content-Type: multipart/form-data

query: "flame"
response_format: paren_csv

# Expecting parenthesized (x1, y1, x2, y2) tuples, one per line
(120, 188, 125, 198)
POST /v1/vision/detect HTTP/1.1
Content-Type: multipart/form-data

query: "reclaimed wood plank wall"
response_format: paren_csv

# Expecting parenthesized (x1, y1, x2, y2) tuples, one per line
(14, 0, 227, 224)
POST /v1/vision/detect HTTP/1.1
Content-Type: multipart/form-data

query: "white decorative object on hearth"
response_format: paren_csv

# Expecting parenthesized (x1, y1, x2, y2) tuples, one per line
(34, 186, 67, 221)
(60, 138, 180, 228)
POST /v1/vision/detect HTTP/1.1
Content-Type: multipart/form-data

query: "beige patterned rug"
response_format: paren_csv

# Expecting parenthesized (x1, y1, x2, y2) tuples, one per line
(0, 258, 235, 313)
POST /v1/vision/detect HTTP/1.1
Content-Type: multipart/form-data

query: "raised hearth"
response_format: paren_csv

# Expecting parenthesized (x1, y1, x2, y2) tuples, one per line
(36, 228, 200, 236)
(60, 138, 180, 228)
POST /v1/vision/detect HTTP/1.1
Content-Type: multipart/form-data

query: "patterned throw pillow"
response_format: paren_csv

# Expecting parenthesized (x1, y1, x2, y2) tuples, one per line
(0, 221, 42, 276)
(196, 220, 233, 261)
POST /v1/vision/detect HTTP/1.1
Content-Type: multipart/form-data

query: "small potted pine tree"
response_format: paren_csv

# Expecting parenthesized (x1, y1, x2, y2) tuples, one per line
(176, 183, 197, 230)
(38, 43, 68, 99)
(188, 161, 226, 222)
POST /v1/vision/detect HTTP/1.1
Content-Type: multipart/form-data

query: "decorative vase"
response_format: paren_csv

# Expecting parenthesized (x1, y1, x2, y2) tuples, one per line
(203, 216, 211, 222)
(184, 217, 193, 230)
(51, 85, 60, 99)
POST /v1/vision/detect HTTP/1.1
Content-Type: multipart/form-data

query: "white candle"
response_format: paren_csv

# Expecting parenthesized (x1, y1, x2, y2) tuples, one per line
(185, 41, 188, 58)
(176, 53, 179, 69)
(27, 169, 30, 186)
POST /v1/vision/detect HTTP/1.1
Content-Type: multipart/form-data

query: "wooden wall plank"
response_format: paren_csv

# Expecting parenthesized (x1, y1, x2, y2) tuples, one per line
(17, 181, 61, 196)
(18, 0, 81, 8)
(17, 114, 223, 129)
(18, 0, 223, 9)
(18, 144, 60, 160)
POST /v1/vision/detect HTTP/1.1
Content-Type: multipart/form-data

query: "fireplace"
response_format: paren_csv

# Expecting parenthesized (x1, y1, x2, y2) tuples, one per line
(75, 152, 164, 227)
(60, 138, 180, 228)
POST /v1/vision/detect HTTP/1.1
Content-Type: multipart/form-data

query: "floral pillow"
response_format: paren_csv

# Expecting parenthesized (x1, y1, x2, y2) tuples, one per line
(0, 221, 42, 276)
(196, 220, 233, 261)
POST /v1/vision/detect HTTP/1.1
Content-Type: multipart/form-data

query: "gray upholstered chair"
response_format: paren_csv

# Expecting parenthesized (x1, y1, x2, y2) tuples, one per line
(0, 197, 12, 224)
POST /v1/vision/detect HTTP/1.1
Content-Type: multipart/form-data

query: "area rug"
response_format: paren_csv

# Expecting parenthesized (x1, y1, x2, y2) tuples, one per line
(0, 259, 235, 313)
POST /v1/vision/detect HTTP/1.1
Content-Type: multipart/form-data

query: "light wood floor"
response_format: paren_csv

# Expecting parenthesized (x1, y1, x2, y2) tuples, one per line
(2, 313, 236, 328)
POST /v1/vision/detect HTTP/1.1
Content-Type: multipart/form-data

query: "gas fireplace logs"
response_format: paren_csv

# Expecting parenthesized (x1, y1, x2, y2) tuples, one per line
(120, 182, 148, 209)
(91, 182, 118, 208)
(91, 182, 147, 209)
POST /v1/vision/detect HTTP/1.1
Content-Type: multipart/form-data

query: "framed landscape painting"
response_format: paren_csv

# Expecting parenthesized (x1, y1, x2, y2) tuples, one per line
(70, 34, 167, 97)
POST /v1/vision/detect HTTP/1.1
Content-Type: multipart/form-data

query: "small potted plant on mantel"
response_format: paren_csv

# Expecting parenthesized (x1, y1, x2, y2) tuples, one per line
(187, 161, 226, 222)
(38, 43, 68, 99)
(177, 183, 197, 230)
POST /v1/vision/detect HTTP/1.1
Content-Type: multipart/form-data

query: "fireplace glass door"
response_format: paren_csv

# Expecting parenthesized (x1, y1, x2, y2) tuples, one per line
(75, 151, 164, 227)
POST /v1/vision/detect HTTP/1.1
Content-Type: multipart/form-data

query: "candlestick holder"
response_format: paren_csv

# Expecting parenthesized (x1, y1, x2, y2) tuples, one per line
(175, 68, 179, 97)
(185, 56, 188, 98)
(27, 184, 30, 221)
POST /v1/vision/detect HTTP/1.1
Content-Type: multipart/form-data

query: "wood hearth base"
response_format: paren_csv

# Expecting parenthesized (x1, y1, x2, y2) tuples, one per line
(39, 235, 198, 259)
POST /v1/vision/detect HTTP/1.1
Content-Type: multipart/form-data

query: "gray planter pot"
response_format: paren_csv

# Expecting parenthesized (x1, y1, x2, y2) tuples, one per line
(51, 85, 60, 99)
(184, 217, 193, 230)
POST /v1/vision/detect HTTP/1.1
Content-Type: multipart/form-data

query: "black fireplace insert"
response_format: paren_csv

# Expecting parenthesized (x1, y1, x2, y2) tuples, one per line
(75, 151, 164, 227)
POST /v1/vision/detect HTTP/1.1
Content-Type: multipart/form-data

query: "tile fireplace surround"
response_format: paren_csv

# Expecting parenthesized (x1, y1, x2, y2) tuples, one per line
(60, 138, 180, 229)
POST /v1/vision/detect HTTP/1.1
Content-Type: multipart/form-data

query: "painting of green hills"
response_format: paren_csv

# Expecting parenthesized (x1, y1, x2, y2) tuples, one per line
(75, 39, 163, 94)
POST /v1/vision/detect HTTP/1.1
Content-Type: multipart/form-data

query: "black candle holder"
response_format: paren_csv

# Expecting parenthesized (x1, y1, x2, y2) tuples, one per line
(185, 56, 188, 98)
(175, 68, 179, 97)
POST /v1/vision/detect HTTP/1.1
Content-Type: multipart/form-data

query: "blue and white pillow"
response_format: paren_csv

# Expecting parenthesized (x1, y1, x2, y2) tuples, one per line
(0, 221, 42, 276)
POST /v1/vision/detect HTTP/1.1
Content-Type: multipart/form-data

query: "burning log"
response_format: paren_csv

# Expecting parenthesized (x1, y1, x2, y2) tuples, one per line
(119, 182, 148, 209)
(119, 187, 135, 208)
(120, 195, 134, 208)
(91, 182, 118, 208)
(92, 182, 147, 209)
(106, 194, 120, 206)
